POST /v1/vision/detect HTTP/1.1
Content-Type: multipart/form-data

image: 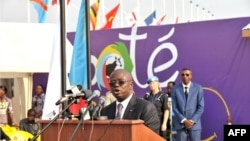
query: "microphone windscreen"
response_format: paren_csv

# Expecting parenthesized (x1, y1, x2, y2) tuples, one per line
(84, 89, 92, 98)
(93, 90, 101, 97)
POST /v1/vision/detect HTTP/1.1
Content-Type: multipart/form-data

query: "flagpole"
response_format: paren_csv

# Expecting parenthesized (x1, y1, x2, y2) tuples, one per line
(182, 0, 185, 22)
(102, 0, 105, 25)
(163, 0, 166, 15)
(207, 11, 210, 20)
(85, 0, 91, 89)
(196, 4, 199, 21)
(173, 0, 176, 24)
(27, 0, 31, 23)
(202, 8, 205, 20)
(59, 0, 67, 98)
(120, 0, 123, 27)
(136, 0, 140, 26)
(151, 0, 154, 15)
(163, 0, 166, 24)
(190, 1, 193, 22)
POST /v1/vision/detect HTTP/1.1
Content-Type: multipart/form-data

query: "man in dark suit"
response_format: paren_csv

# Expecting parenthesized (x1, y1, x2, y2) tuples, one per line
(101, 69, 160, 134)
(171, 68, 204, 141)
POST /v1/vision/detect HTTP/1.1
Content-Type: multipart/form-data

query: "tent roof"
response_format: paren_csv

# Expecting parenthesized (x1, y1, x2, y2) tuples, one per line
(0, 23, 72, 73)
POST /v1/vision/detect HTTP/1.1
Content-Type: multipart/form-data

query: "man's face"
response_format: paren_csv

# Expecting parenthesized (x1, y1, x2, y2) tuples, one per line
(167, 83, 174, 93)
(109, 70, 133, 102)
(35, 85, 43, 95)
(181, 70, 192, 85)
(27, 112, 36, 122)
(0, 89, 5, 97)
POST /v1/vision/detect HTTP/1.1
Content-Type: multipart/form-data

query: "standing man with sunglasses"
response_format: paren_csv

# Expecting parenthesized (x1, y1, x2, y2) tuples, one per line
(171, 68, 204, 141)
(101, 69, 161, 134)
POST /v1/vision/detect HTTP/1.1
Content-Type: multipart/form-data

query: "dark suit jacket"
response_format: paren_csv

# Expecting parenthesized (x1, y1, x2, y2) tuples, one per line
(101, 94, 160, 134)
(172, 82, 204, 130)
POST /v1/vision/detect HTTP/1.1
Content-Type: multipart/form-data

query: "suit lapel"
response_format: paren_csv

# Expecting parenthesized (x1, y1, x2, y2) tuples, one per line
(123, 94, 136, 119)
(179, 85, 186, 102)
(109, 102, 117, 119)
(186, 83, 195, 103)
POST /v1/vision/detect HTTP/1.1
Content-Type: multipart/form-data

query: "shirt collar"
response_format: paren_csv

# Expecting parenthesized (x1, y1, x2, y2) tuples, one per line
(116, 93, 133, 108)
(182, 82, 191, 88)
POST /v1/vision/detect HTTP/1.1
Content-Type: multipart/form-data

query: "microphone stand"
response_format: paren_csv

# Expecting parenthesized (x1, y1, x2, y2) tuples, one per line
(68, 104, 91, 141)
(29, 99, 77, 141)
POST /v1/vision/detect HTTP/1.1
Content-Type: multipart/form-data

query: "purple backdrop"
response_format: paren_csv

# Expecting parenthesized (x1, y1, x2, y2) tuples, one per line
(67, 17, 250, 141)
(32, 73, 48, 96)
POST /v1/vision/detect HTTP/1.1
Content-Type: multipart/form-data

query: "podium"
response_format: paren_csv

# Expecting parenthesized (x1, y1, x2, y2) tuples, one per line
(38, 119, 165, 141)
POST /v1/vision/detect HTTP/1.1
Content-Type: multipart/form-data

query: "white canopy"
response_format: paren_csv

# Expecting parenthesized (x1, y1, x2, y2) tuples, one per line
(0, 22, 73, 124)
(0, 22, 56, 73)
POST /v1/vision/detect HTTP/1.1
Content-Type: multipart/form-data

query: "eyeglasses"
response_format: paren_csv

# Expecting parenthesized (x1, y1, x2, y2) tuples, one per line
(109, 80, 132, 87)
(181, 74, 190, 77)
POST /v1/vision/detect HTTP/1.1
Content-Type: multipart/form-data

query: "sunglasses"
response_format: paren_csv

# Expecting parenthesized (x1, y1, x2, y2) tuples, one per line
(181, 74, 190, 77)
(109, 80, 132, 87)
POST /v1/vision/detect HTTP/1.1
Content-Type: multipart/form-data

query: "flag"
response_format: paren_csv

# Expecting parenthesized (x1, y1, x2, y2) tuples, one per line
(156, 14, 166, 25)
(101, 3, 120, 30)
(52, 0, 71, 6)
(144, 10, 156, 26)
(89, 0, 100, 30)
(69, 0, 89, 115)
(30, 0, 49, 23)
(41, 20, 73, 119)
(41, 22, 61, 119)
(126, 8, 138, 27)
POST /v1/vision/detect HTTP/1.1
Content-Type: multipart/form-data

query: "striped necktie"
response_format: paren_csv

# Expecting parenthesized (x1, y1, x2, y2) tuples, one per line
(116, 103, 123, 119)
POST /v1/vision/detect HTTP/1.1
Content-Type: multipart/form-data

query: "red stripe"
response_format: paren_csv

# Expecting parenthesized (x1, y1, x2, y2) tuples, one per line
(52, 0, 57, 5)
(30, 0, 48, 11)
(157, 15, 166, 25)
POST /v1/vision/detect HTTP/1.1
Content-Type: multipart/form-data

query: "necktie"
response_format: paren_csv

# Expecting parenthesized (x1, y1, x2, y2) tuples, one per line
(184, 87, 188, 100)
(116, 103, 123, 119)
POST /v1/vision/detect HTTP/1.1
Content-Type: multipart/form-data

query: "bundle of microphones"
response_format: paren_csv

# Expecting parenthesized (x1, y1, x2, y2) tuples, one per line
(55, 85, 106, 119)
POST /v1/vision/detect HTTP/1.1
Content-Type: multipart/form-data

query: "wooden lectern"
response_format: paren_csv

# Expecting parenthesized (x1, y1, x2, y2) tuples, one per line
(38, 119, 165, 141)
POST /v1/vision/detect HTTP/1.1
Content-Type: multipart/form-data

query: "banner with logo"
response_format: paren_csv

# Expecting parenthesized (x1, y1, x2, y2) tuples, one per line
(68, 17, 250, 140)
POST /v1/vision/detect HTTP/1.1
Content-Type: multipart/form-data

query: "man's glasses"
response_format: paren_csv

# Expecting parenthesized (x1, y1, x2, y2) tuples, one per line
(109, 80, 132, 87)
(181, 74, 190, 77)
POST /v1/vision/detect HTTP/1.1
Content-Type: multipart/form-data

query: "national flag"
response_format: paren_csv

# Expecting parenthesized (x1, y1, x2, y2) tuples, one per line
(144, 10, 156, 26)
(52, 0, 71, 6)
(41, 18, 73, 120)
(100, 3, 120, 30)
(30, 0, 49, 23)
(68, 0, 89, 115)
(89, 0, 100, 30)
(41, 21, 61, 120)
(156, 14, 166, 25)
(126, 8, 138, 27)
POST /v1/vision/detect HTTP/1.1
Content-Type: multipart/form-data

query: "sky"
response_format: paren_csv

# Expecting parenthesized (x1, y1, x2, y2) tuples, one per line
(0, 0, 249, 31)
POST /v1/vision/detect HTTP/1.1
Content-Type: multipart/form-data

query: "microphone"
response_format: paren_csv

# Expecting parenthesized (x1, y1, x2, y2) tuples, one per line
(66, 89, 92, 98)
(55, 89, 92, 105)
(92, 96, 106, 118)
(55, 97, 70, 105)
(66, 85, 82, 94)
(86, 90, 101, 102)
(144, 92, 150, 100)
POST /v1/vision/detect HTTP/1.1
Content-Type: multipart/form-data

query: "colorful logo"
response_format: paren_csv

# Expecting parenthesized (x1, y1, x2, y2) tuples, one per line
(96, 42, 133, 90)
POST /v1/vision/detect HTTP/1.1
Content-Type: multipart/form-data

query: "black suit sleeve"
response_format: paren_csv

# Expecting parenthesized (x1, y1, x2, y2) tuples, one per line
(138, 99, 160, 134)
